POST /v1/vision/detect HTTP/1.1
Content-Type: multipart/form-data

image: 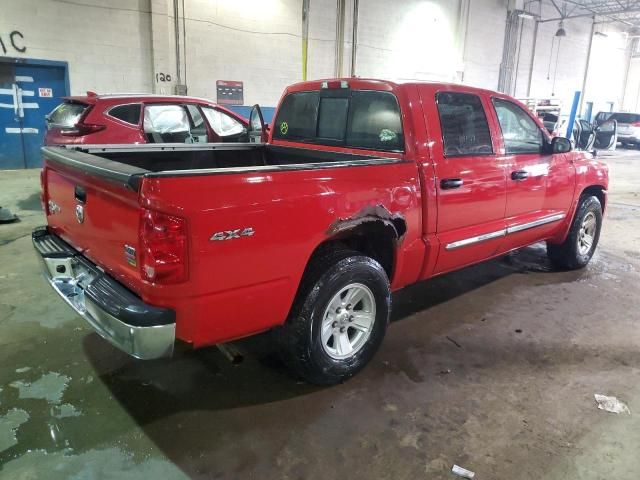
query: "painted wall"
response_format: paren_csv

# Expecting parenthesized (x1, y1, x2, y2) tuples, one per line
(623, 56, 640, 112)
(0, 0, 634, 113)
(0, 0, 154, 95)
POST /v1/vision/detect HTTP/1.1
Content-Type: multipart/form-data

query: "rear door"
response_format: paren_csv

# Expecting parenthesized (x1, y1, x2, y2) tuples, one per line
(421, 88, 507, 274)
(490, 97, 574, 252)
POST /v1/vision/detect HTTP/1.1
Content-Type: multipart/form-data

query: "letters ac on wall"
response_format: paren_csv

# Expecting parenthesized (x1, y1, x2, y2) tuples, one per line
(0, 31, 26, 55)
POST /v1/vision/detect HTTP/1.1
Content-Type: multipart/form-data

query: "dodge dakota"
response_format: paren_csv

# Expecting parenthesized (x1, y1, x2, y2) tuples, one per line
(33, 79, 608, 385)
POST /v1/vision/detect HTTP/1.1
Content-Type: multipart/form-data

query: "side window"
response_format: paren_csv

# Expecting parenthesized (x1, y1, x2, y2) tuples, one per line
(347, 91, 403, 151)
(317, 97, 349, 141)
(108, 104, 141, 125)
(273, 91, 319, 140)
(143, 105, 191, 143)
(493, 98, 545, 154)
(201, 107, 245, 138)
(436, 92, 493, 156)
(185, 104, 208, 142)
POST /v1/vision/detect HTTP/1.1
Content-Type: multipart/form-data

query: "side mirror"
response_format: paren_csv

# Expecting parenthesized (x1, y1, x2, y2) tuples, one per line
(248, 104, 265, 143)
(552, 136, 572, 154)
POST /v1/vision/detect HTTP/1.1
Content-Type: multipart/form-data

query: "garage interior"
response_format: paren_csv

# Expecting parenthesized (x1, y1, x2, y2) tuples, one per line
(2, 0, 640, 478)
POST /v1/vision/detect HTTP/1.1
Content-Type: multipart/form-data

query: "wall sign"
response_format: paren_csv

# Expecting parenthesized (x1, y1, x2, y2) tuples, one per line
(0, 31, 26, 55)
(216, 80, 244, 105)
(155, 72, 172, 83)
(38, 87, 52, 97)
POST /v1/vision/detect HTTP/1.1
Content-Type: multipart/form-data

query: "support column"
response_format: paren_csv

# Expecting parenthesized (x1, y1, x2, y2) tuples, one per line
(150, 0, 177, 94)
(335, 0, 346, 77)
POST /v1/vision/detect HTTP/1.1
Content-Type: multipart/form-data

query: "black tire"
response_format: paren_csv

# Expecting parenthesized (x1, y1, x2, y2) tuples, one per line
(547, 195, 602, 270)
(276, 247, 391, 385)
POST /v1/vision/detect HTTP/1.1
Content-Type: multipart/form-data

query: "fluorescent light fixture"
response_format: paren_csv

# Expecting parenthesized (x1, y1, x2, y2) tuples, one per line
(518, 11, 536, 20)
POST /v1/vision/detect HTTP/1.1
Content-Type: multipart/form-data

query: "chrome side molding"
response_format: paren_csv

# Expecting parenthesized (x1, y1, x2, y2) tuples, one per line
(445, 229, 506, 250)
(505, 213, 566, 234)
(445, 213, 566, 250)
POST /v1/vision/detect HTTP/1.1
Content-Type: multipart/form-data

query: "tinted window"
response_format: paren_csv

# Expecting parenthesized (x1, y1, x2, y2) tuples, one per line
(436, 92, 493, 156)
(273, 91, 319, 140)
(493, 98, 544, 154)
(108, 104, 141, 125)
(202, 107, 245, 137)
(48, 102, 89, 127)
(347, 91, 403, 151)
(609, 112, 640, 124)
(318, 97, 348, 140)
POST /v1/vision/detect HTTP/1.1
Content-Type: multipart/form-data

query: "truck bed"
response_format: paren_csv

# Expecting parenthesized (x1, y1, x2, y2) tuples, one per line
(47, 143, 401, 190)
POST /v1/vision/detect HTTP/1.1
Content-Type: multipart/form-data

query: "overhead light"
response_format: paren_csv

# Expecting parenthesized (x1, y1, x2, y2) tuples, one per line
(594, 31, 608, 37)
(518, 11, 536, 20)
(555, 21, 566, 37)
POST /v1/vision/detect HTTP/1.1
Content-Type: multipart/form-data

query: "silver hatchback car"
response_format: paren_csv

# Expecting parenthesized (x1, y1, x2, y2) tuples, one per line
(608, 112, 640, 147)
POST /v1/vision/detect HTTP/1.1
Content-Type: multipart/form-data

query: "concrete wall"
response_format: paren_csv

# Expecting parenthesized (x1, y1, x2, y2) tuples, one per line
(463, 0, 508, 90)
(623, 55, 640, 112)
(0, 0, 154, 94)
(0, 0, 634, 113)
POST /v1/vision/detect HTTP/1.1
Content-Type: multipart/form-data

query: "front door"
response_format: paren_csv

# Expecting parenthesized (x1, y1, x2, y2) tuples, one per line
(0, 60, 67, 169)
(594, 119, 617, 150)
(490, 97, 574, 252)
(421, 88, 507, 274)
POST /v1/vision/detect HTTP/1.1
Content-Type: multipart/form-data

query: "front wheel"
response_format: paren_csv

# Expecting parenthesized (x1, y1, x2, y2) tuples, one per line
(276, 248, 391, 385)
(547, 195, 603, 270)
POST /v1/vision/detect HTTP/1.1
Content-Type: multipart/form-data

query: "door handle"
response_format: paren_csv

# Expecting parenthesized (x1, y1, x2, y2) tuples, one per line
(440, 178, 463, 190)
(74, 185, 86, 203)
(511, 170, 529, 181)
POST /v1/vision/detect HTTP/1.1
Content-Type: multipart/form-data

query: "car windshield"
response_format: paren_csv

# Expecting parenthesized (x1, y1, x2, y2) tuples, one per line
(609, 113, 640, 124)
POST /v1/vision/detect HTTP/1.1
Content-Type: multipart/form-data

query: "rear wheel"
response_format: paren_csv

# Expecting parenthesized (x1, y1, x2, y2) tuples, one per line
(547, 195, 602, 270)
(276, 247, 390, 385)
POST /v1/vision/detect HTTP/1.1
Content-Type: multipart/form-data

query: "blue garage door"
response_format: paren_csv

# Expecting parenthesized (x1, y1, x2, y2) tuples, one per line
(0, 60, 68, 169)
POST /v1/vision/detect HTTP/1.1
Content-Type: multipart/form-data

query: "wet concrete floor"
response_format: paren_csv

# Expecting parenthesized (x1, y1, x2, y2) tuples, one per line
(1, 149, 640, 479)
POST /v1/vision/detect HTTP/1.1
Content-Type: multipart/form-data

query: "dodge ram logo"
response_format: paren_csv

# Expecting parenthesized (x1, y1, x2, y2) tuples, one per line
(210, 227, 255, 241)
(75, 205, 84, 224)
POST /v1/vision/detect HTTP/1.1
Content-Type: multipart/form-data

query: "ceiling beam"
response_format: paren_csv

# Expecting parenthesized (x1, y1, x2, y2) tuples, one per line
(557, 0, 635, 25)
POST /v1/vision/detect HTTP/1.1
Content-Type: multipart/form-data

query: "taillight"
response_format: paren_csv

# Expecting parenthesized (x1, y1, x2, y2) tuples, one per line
(60, 122, 106, 137)
(139, 209, 188, 284)
(40, 168, 47, 213)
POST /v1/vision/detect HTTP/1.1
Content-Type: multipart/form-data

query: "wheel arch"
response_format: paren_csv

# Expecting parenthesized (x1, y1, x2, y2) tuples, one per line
(580, 184, 607, 212)
(302, 207, 406, 284)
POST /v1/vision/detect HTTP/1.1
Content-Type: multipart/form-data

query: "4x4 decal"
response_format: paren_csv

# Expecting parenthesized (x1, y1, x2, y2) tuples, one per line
(210, 227, 255, 241)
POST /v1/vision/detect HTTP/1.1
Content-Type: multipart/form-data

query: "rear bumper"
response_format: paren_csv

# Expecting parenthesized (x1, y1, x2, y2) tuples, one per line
(32, 226, 175, 359)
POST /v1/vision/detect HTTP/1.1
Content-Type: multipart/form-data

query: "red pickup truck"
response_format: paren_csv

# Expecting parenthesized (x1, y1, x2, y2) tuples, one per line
(33, 79, 608, 385)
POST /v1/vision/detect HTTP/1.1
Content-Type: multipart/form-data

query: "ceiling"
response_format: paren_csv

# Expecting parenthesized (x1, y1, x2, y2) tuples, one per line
(552, 0, 640, 29)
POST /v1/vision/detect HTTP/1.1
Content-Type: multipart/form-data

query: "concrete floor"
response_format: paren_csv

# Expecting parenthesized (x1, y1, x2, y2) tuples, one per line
(1, 149, 640, 479)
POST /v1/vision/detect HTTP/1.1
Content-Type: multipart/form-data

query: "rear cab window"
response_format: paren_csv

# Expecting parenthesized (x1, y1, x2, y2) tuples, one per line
(47, 102, 90, 128)
(272, 88, 404, 152)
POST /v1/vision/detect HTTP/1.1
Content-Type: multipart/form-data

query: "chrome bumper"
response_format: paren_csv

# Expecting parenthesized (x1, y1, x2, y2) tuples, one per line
(32, 227, 175, 360)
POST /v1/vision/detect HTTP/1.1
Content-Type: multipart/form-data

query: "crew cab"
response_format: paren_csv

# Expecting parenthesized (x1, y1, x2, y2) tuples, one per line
(33, 79, 608, 385)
